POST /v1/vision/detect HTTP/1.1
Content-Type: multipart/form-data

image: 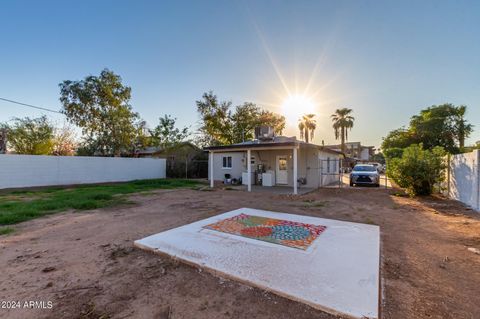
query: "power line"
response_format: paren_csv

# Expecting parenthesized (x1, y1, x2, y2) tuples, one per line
(0, 97, 63, 114)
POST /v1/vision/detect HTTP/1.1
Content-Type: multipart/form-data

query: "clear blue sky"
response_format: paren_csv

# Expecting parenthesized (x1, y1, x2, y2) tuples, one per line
(1, 0, 479, 148)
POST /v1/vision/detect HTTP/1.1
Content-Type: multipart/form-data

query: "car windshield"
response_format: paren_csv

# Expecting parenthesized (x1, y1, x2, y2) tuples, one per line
(353, 165, 377, 172)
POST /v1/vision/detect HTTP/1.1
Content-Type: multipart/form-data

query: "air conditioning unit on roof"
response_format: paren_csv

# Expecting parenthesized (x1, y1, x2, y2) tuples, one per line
(255, 126, 275, 141)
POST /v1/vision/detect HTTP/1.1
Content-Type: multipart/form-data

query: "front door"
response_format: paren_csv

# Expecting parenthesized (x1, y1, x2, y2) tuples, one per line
(276, 155, 288, 185)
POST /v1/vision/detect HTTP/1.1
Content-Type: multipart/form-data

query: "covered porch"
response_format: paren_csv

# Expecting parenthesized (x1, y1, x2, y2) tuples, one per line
(206, 141, 301, 195)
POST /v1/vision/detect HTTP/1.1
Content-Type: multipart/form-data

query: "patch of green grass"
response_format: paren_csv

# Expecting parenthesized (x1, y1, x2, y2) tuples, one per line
(0, 179, 201, 225)
(364, 217, 377, 225)
(302, 200, 329, 208)
(0, 227, 14, 235)
(194, 186, 215, 191)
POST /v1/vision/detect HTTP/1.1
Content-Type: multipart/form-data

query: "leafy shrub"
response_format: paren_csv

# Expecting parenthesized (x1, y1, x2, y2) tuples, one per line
(384, 147, 404, 160)
(387, 144, 446, 196)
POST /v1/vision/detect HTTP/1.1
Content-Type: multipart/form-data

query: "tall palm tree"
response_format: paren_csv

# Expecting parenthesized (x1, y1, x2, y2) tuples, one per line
(298, 114, 316, 144)
(331, 108, 355, 153)
(454, 105, 472, 150)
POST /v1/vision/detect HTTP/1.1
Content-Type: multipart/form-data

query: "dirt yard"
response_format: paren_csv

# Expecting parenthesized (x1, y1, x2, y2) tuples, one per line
(1, 186, 479, 319)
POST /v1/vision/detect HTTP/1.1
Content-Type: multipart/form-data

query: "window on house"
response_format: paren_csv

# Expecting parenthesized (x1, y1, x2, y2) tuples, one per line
(222, 156, 232, 169)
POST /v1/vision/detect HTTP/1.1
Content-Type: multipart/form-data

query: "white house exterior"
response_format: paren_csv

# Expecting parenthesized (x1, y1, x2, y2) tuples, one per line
(205, 137, 344, 194)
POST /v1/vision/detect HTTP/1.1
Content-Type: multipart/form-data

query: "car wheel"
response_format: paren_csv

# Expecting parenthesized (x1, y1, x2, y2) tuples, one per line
(375, 183, 380, 187)
(349, 181, 354, 187)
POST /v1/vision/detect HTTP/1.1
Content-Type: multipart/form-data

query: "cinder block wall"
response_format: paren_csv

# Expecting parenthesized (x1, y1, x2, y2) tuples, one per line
(0, 154, 166, 189)
(446, 150, 480, 211)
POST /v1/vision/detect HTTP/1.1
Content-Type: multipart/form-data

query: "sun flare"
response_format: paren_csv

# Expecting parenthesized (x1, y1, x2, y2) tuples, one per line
(281, 95, 316, 124)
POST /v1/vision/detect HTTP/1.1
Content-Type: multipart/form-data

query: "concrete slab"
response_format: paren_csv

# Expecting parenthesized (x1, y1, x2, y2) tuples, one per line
(134, 208, 380, 319)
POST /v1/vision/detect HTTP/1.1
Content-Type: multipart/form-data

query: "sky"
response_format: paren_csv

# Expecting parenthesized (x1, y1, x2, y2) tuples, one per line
(1, 0, 479, 149)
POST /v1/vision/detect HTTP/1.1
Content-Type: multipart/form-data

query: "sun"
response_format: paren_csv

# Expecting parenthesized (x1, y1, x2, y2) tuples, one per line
(281, 95, 316, 124)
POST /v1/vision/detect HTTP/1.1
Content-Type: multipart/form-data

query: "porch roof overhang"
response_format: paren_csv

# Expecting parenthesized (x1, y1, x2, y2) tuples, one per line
(204, 142, 345, 157)
(204, 142, 298, 152)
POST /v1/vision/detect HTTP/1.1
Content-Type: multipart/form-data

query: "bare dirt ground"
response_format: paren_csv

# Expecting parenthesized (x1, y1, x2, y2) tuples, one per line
(1, 186, 480, 319)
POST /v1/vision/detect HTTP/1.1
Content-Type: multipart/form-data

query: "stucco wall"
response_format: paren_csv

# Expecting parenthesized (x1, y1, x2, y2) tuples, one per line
(209, 152, 245, 181)
(0, 154, 166, 189)
(208, 147, 341, 188)
(446, 150, 480, 211)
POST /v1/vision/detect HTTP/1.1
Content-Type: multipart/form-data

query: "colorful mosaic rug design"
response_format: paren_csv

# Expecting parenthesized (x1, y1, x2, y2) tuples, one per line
(203, 214, 327, 250)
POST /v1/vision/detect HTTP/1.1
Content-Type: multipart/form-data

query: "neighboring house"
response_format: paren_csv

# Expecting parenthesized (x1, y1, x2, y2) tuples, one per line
(137, 142, 208, 178)
(326, 142, 375, 161)
(205, 135, 344, 194)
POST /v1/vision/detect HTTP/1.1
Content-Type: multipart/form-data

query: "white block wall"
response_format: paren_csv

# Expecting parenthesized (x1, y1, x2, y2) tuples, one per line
(446, 150, 480, 211)
(0, 154, 166, 189)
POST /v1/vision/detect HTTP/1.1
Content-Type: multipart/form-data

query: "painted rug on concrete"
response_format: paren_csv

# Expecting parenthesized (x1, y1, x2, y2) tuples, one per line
(203, 213, 327, 250)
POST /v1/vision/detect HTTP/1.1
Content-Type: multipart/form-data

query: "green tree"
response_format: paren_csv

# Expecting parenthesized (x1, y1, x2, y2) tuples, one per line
(230, 102, 261, 143)
(59, 69, 140, 156)
(383, 147, 404, 161)
(371, 152, 386, 164)
(387, 144, 446, 196)
(132, 120, 152, 151)
(52, 124, 77, 156)
(382, 104, 473, 154)
(0, 127, 7, 154)
(298, 114, 316, 143)
(382, 128, 416, 150)
(196, 91, 286, 146)
(196, 91, 233, 146)
(258, 110, 286, 135)
(453, 105, 472, 151)
(150, 115, 190, 148)
(331, 108, 355, 153)
(2, 116, 54, 155)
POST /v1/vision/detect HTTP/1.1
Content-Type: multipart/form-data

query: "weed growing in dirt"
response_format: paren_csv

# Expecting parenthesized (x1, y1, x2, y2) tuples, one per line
(0, 227, 14, 235)
(0, 179, 201, 225)
(301, 199, 329, 208)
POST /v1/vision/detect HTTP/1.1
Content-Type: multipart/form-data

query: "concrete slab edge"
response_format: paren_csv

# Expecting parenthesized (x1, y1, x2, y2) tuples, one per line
(134, 239, 379, 319)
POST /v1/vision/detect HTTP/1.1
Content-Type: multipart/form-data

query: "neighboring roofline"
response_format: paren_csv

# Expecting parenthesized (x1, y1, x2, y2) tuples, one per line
(316, 146, 345, 157)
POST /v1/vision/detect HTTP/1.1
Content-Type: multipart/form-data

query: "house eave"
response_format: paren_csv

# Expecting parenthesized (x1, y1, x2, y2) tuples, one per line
(204, 142, 344, 157)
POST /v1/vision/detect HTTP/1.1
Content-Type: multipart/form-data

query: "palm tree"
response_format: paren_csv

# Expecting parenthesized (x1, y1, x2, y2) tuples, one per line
(454, 105, 472, 150)
(298, 114, 316, 144)
(331, 108, 355, 153)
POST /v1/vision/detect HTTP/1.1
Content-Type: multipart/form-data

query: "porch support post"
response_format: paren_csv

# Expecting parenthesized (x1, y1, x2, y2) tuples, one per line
(209, 151, 214, 188)
(293, 147, 298, 195)
(247, 149, 252, 192)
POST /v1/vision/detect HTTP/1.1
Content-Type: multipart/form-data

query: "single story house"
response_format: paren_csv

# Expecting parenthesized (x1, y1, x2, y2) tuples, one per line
(204, 136, 344, 194)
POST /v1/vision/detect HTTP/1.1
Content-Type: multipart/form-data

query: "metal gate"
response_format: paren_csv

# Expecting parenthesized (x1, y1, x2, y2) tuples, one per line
(318, 159, 390, 189)
(318, 158, 343, 188)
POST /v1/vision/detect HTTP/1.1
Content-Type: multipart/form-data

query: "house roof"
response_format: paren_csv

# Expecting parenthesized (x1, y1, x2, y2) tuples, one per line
(204, 137, 344, 156)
